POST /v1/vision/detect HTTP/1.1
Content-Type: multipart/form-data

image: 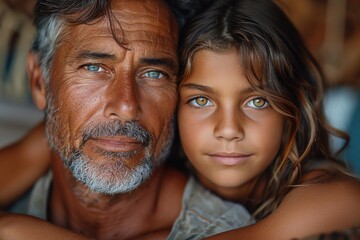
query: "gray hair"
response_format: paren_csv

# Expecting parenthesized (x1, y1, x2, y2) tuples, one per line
(31, 0, 113, 82)
(30, 0, 205, 82)
(31, 16, 63, 81)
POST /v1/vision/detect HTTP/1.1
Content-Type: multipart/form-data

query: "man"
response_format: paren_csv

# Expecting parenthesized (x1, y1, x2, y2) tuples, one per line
(2, 0, 252, 239)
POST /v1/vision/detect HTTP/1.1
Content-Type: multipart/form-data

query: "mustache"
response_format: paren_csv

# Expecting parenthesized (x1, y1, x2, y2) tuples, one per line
(81, 121, 151, 147)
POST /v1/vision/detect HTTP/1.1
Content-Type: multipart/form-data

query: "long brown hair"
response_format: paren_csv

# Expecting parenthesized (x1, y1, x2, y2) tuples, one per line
(179, 0, 352, 220)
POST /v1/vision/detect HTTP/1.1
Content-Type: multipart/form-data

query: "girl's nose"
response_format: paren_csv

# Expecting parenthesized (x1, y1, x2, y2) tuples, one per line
(213, 107, 244, 142)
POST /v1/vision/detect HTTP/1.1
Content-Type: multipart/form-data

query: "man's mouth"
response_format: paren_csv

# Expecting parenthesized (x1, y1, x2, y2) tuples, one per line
(88, 137, 145, 153)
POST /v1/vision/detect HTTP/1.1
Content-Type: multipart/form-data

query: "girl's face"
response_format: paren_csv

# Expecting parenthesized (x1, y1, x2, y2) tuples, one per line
(178, 49, 285, 198)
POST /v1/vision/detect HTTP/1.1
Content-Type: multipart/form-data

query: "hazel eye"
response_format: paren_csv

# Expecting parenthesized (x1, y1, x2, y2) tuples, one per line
(195, 97, 208, 106)
(189, 97, 213, 107)
(247, 97, 269, 109)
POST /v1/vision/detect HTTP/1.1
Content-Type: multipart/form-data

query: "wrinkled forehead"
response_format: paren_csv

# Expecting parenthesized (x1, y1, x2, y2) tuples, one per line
(59, 0, 179, 56)
(110, 0, 179, 41)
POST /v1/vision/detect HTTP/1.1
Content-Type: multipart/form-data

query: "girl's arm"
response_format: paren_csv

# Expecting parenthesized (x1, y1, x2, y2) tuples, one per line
(205, 176, 360, 240)
(0, 211, 90, 240)
(0, 122, 50, 208)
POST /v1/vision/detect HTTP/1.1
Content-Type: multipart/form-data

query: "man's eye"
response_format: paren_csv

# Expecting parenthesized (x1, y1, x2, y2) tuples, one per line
(143, 71, 165, 79)
(246, 97, 269, 109)
(189, 97, 213, 108)
(84, 64, 104, 72)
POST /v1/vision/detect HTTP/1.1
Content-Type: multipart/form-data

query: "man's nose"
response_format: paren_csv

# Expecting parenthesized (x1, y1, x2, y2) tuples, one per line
(103, 74, 141, 122)
(213, 107, 244, 142)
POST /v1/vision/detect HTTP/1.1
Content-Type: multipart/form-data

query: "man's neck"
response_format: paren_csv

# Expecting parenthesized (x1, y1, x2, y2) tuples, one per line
(48, 153, 186, 239)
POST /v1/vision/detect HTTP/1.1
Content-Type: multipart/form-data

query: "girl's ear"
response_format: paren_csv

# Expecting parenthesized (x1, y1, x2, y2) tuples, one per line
(27, 52, 46, 110)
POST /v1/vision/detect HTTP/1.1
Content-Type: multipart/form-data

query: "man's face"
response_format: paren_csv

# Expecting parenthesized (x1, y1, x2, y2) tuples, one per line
(44, 0, 179, 194)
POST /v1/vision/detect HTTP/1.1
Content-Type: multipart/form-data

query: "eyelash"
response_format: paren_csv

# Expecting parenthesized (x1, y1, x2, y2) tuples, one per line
(246, 97, 269, 109)
(82, 63, 106, 73)
(80, 62, 172, 80)
(187, 96, 269, 109)
(187, 96, 213, 108)
(142, 70, 168, 79)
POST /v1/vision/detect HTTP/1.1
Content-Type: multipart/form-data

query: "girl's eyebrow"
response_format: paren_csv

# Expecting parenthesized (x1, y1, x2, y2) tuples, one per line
(180, 83, 256, 95)
(180, 83, 215, 94)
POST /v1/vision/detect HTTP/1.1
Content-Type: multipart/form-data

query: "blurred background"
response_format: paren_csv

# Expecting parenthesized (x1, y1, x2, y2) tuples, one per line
(277, 0, 360, 176)
(0, 0, 42, 148)
(0, 0, 359, 175)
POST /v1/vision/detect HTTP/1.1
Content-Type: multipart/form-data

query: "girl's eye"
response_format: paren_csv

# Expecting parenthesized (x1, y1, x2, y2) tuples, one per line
(143, 71, 165, 79)
(84, 64, 104, 72)
(189, 97, 213, 107)
(246, 97, 269, 109)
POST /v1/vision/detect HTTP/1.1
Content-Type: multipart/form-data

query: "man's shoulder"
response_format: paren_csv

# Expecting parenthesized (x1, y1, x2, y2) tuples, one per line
(168, 176, 254, 240)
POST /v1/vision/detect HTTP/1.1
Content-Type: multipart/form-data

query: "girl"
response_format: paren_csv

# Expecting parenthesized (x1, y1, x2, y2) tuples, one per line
(1, 0, 360, 239)
(176, 0, 360, 239)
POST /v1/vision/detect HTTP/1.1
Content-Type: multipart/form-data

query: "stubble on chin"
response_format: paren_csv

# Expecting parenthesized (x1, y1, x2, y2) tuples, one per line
(44, 95, 153, 194)
(44, 93, 175, 194)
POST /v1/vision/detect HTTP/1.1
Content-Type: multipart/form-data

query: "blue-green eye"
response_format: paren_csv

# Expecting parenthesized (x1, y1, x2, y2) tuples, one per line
(189, 97, 213, 108)
(144, 71, 165, 79)
(247, 97, 269, 109)
(84, 64, 104, 72)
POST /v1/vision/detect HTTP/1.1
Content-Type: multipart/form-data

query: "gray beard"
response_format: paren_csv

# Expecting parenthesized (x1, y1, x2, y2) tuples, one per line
(65, 148, 153, 194)
(44, 93, 173, 195)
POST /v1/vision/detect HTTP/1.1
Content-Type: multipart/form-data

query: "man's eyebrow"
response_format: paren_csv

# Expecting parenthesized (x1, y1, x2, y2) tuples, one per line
(75, 51, 117, 60)
(139, 58, 177, 70)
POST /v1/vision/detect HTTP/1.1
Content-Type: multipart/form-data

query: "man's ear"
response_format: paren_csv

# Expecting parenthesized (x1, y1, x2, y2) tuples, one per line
(27, 52, 46, 110)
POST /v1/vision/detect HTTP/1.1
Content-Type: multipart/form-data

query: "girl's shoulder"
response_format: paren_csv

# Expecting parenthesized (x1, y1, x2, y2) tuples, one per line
(203, 172, 360, 240)
(295, 169, 360, 203)
(268, 172, 360, 238)
(284, 171, 360, 212)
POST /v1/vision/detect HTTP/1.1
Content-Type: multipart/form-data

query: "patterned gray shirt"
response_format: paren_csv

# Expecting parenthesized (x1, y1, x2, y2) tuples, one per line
(168, 176, 254, 239)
